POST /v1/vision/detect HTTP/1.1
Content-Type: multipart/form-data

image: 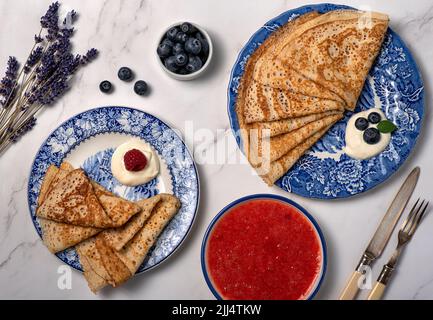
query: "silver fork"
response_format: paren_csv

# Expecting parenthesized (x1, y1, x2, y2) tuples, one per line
(367, 198, 429, 300)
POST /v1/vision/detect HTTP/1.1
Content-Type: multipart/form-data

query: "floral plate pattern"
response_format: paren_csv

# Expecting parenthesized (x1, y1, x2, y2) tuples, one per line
(227, 3, 424, 199)
(28, 106, 199, 272)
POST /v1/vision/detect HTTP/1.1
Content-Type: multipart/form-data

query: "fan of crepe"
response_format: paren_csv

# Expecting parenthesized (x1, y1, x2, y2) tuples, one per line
(248, 113, 343, 167)
(259, 126, 332, 186)
(237, 12, 346, 125)
(242, 79, 345, 123)
(269, 10, 389, 110)
(37, 162, 142, 252)
(76, 194, 181, 293)
(36, 168, 115, 228)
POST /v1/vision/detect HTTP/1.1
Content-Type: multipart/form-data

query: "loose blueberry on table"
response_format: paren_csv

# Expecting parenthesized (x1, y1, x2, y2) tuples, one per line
(118, 66, 134, 81)
(134, 80, 148, 96)
(99, 80, 112, 93)
(158, 22, 209, 75)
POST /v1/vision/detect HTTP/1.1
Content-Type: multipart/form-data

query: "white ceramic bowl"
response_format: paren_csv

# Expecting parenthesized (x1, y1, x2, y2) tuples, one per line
(156, 22, 213, 80)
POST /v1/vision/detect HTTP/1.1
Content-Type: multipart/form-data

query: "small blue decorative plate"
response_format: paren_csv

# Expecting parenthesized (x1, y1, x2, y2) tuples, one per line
(28, 106, 199, 273)
(227, 3, 424, 199)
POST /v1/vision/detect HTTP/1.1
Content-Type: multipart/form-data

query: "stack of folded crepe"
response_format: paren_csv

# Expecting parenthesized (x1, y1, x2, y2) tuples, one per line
(36, 161, 180, 293)
(236, 10, 389, 185)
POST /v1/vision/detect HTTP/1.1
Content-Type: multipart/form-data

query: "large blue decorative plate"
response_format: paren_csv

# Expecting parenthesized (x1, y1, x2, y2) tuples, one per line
(227, 3, 424, 199)
(28, 106, 200, 273)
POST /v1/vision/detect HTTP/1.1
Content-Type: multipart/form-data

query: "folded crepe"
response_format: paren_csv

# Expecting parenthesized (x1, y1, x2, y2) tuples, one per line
(274, 10, 389, 110)
(242, 79, 344, 123)
(37, 162, 142, 252)
(248, 113, 342, 167)
(37, 165, 102, 253)
(77, 194, 181, 293)
(251, 110, 341, 137)
(36, 168, 115, 228)
(249, 12, 345, 104)
(101, 195, 162, 251)
(260, 126, 332, 185)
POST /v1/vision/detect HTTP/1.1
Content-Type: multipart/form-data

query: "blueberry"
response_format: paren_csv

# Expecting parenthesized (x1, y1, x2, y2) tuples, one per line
(157, 43, 172, 58)
(185, 37, 202, 55)
(175, 52, 188, 67)
(172, 42, 184, 55)
(186, 55, 203, 73)
(363, 127, 381, 145)
(134, 80, 148, 96)
(368, 112, 381, 124)
(161, 38, 174, 47)
(178, 68, 188, 75)
(99, 80, 112, 93)
(180, 22, 197, 34)
(355, 117, 369, 131)
(118, 67, 133, 81)
(195, 32, 209, 55)
(166, 27, 179, 41)
(175, 32, 188, 43)
(164, 56, 178, 72)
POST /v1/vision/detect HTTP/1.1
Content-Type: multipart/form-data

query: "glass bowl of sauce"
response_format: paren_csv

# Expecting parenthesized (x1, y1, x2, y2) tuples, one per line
(201, 194, 327, 300)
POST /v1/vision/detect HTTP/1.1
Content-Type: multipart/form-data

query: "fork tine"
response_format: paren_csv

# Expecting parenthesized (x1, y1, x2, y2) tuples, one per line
(402, 198, 421, 233)
(408, 201, 429, 236)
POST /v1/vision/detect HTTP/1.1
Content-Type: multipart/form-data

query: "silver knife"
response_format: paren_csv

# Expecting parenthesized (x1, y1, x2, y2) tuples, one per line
(339, 167, 420, 300)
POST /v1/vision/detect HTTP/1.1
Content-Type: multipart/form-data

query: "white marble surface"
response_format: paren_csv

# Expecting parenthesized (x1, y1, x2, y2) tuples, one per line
(0, 0, 432, 300)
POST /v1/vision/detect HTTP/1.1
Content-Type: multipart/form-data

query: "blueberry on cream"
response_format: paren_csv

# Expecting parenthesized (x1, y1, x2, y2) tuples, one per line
(345, 108, 392, 160)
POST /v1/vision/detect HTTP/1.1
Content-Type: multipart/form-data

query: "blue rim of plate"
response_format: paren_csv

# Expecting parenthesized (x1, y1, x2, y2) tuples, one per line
(201, 194, 327, 300)
(227, 3, 424, 199)
(27, 106, 200, 273)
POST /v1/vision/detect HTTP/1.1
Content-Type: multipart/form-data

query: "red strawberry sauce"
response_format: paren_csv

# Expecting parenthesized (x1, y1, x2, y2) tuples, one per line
(206, 199, 322, 300)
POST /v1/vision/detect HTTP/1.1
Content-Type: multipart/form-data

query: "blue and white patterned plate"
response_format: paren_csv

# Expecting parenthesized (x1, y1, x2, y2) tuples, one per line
(227, 3, 424, 199)
(28, 106, 200, 273)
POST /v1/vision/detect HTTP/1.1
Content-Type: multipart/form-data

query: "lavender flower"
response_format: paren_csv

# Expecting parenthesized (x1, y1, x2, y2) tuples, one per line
(10, 117, 36, 142)
(24, 47, 43, 73)
(34, 34, 44, 43)
(81, 48, 98, 65)
(40, 1, 60, 41)
(0, 2, 98, 156)
(0, 57, 19, 106)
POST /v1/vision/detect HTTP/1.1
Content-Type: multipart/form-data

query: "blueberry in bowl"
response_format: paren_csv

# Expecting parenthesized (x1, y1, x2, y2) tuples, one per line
(157, 22, 213, 80)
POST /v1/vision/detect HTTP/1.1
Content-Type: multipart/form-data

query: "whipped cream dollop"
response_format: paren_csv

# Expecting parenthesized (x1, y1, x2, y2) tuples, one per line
(111, 139, 160, 186)
(344, 108, 391, 160)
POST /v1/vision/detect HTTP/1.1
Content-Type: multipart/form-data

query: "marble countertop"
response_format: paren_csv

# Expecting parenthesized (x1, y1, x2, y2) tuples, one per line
(0, 0, 432, 300)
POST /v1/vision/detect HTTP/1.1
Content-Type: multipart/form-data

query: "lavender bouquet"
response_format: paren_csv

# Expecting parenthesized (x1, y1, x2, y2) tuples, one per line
(0, 2, 98, 155)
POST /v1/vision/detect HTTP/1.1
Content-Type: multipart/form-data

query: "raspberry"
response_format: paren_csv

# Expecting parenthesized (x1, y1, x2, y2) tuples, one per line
(123, 149, 147, 171)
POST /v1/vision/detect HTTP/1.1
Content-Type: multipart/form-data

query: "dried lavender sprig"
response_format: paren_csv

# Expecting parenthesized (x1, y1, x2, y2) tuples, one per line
(0, 57, 19, 107)
(81, 48, 98, 65)
(24, 47, 44, 74)
(40, 1, 60, 41)
(0, 2, 98, 157)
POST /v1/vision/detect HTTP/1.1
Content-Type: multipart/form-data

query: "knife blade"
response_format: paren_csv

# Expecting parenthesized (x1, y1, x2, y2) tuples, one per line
(339, 167, 420, 300)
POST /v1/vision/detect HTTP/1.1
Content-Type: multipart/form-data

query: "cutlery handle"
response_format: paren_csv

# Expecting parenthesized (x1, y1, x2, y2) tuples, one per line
(367, 282, 385, 300)
(339, 271, 363, 300)
(367, 264, 394, 300)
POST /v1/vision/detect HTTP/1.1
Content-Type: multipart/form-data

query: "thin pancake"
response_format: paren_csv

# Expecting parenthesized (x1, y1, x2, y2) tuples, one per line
(115, 194, 181, 274)
(243, 79, 344, 123)
(101, 195, 162, 251)
(275, 10, 389, 110)
(249, 113, 342, 167)
(36, 169, 115, 228)
(37, 165, 101, 253)
(77, 194, 181, 293)
(260, 126, 332, 186)
(251, 110, 341, 137)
